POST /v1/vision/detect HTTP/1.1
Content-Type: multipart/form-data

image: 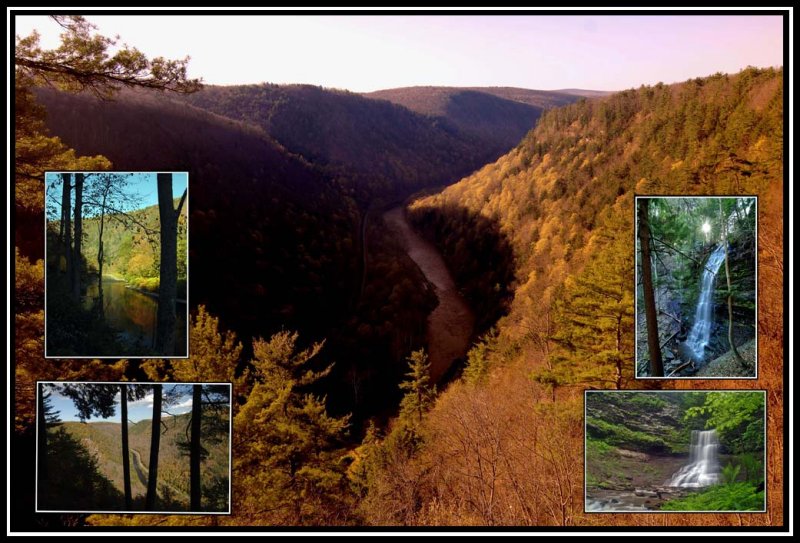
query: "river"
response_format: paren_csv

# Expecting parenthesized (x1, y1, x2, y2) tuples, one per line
(83, 277, 187, 356)
(383, 207, 475, 383)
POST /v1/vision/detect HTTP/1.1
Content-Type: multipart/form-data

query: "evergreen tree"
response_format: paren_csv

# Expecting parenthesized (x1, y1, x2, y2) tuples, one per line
(543, 205, 635, 390)
(399, 349, 435, 424)
(233, 331, 351, 525)
(638, 198, 664, 376)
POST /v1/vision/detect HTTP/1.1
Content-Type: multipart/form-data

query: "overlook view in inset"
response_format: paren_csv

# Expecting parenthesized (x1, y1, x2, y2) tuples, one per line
(36, 382, 230, 513)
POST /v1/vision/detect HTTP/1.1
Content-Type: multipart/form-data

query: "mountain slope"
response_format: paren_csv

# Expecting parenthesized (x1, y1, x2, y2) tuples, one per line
(359, 67, 784, 526)
(364, 86, 582, 155)
(51, 413, 229, 511)
(34, 86, 441, 419)
(182, 83, 501, 202)
(408, 68, 782, 354)
(35, 86, 360, 341)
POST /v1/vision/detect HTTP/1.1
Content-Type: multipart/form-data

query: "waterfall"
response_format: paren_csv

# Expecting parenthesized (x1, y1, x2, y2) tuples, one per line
(666, 429, 721, 488)
(685, 244, 727, 361)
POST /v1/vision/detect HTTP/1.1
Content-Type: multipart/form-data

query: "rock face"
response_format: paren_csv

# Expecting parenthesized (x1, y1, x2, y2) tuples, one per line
(586, 391, 684, 454)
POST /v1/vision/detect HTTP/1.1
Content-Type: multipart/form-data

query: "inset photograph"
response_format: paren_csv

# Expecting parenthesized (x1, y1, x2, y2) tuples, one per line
(585, 390, 765, 513)
(635, 196, 756, 378)
(44, 172, 189, 358)
(36, 382, 231, 514)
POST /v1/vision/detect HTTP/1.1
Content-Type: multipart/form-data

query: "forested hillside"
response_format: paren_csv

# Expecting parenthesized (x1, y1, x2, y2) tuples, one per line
(408, 67, 782, 390)
(73, 200, 188, 294)
(364, 86, 580, 156)
(365, 67, 783, 525)
(39, 412, 229, 512)
(182, 83, 513, 202)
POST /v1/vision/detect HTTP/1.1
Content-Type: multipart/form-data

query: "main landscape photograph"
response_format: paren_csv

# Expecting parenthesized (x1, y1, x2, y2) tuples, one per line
(10, 10, 786, 532)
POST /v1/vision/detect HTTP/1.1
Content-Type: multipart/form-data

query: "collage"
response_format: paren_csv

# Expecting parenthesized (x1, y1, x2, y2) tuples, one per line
(8, 7, 789, 536)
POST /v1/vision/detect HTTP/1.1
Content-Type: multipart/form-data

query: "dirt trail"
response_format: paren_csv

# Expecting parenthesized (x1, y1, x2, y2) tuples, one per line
(383, 206, 475, 383)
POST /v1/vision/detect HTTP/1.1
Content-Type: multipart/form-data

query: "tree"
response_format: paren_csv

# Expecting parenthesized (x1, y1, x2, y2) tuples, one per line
(719, 199, 746, 367)
(638, 198, 664, 377)
(119, 384, 132, 509)
(15, 16, 202, 97)
(116, 384, 149, 510)
(61, 174, 72, 281)
(190, 384, 202, 511)
(37, 384, 62, 487)
(60, 382, 118, 420)
(234, 331, 351, 525)
(155, 173, 187, 355)
(144, 306, 247, 409)
(14, 16, 200, 259)
(83, 173, 144, 299)
(146, 384, 163, 510)
(71, 172, 84, 301)
(685, 391, 764, 454)
(399, 349, 435, 424)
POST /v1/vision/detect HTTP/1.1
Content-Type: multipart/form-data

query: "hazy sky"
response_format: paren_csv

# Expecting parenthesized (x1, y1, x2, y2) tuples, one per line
(45, 384, 194, 423)
(14, 14, 783, 92)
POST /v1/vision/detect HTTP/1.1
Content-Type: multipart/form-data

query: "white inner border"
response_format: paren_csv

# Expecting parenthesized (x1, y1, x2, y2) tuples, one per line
(633, 195, 759, 380)
(43, 171, 190, 360)
(34, 380, 232, 515)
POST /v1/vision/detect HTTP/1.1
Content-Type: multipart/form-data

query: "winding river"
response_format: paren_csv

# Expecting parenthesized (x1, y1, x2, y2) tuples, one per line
(383, 206, 475, 383)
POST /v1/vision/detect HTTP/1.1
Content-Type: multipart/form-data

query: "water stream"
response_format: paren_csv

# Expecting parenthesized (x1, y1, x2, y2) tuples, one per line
(383, 207, 475, 383)
(685, 245, 727, 361)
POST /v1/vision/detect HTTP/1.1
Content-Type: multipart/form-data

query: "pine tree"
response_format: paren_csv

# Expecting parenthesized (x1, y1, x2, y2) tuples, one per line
(144, 305, 247, 410)
(542, 203, 635, 390)
(399, 349, 435, 424)
(233, 331, 351, 525)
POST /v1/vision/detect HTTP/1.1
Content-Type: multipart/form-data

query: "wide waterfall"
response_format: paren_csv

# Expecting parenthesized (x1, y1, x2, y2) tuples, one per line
(667, 430, 721, 488)
(685, 244, 727, 361)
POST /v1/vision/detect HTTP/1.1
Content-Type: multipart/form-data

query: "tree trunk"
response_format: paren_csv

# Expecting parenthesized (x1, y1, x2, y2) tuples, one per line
(97, 189, 107, 302)
(37, 384, 48, 485)
(719, 200, 746, 366)
(120, 384, 132, 510)
(145, 384, 162, 510)
(62, 174, 72, 280)
(615, 315, 623, 389)
(638, 198, 664, 377)
(71, 173, 83, 301)
(155, 173, 186, 356)
(190, 384, 202, 511)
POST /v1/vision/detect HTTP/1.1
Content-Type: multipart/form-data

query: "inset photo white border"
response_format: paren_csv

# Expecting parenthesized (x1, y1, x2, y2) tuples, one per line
(35, 381, 232, 515)
(584, 389, 767, 514)
(633, 195, 758, 380)
(43, 171, 190, 359)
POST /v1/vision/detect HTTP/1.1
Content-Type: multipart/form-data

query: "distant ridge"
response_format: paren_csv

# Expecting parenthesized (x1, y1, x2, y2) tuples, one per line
(552, 88, 615, 97)
(363, 85, 585, 154)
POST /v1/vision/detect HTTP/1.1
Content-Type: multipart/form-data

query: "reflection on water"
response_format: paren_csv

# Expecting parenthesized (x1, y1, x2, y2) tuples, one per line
(84, 277, 187, 356)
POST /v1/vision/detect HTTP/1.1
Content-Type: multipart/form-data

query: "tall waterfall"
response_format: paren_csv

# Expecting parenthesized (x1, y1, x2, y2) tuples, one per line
(685, 244, 727, 361)
(667, 429, 721, 488)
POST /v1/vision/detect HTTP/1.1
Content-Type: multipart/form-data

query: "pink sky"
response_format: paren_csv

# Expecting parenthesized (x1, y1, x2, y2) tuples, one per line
(14, 13, 784, 92)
